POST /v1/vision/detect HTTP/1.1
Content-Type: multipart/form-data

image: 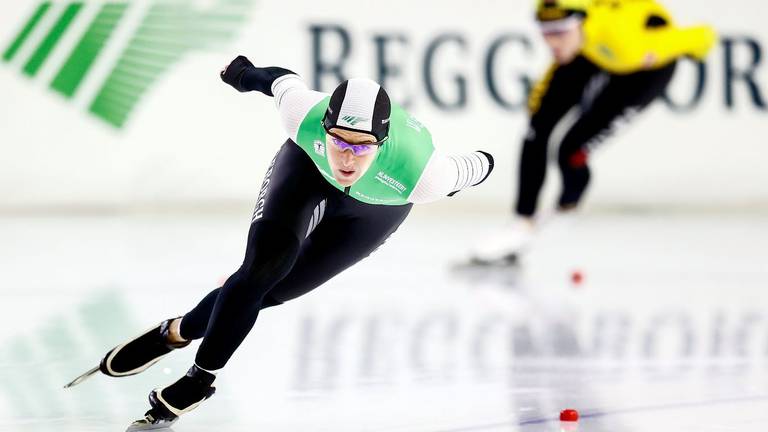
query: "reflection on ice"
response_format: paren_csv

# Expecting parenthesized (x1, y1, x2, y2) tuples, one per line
(0, 213, 767, 431)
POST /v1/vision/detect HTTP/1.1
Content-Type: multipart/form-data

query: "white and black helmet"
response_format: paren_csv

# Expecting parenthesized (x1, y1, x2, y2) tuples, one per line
(322, 78, 391, 144)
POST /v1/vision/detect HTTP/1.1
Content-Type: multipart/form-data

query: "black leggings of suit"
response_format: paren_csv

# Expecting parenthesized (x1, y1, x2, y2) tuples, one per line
(177, 140, 412, 370)
(515, 56, 677, 217)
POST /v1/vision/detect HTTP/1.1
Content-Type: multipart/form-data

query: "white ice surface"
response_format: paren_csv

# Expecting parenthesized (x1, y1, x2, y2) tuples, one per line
(0, 211, 767, 432)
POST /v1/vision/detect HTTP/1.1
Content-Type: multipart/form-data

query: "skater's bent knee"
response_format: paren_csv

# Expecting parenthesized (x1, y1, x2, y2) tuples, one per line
(222, 221, 301, 299)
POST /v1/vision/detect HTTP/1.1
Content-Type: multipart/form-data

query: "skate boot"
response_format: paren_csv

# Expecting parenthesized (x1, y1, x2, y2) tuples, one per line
(468, 217, 535, 266)
(100, 318, 190, 377)
(127, 365, 216, 431)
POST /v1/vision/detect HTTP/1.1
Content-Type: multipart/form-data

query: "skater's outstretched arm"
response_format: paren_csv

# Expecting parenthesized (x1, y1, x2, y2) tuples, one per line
(219, 55, 294, 95)
(408, 150, 494, 203)
(271, 75, 327, 143)
(220, 55, 496, 203)
(220, 55, 326, 142)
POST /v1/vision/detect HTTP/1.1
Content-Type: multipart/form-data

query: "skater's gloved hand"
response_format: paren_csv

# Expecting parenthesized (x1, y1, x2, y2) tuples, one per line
(476, 151, 494, 185)
(448, 150, 494, 197)
(220, 55, 254, 92)
(220, 55, 296, 96)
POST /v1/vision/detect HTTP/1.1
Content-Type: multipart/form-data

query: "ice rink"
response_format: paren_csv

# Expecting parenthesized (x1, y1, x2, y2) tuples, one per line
(1, 209, 767, 432)
(1, 0, 766, 430)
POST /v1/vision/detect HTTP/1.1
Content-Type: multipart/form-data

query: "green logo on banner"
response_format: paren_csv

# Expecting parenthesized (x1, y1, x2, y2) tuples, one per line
(2, 1, 255, 129)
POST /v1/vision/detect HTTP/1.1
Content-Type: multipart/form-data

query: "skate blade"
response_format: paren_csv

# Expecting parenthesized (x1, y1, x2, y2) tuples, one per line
(126, 416, 177, 431)
(63, 365, 100, 389)
(449, 257, 523, 288)
(451, 254, 520, 271)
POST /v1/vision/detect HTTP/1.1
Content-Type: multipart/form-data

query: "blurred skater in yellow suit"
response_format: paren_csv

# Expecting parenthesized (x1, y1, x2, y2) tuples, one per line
(470, 0, 716, 265)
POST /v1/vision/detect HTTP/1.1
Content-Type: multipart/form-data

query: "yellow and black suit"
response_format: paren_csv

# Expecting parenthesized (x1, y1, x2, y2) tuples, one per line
(516, 0, 716, 216)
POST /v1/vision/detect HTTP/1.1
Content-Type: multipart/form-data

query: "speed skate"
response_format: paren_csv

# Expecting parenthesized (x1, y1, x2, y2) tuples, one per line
(125, 412, 178, 431)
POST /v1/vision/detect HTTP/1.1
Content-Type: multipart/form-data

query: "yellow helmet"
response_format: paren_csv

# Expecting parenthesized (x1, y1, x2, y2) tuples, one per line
(535, 0, 591, 21)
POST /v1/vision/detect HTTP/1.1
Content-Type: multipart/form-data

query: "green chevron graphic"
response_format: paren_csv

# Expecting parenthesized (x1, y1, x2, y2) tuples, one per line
(2, 0, 256, 129)
(23, 2, 84, 77)
(341, 115, 368, 126)
(2, 2, 52, 62)
(51, 3, 129, 97)
(0, 291, 138, 418)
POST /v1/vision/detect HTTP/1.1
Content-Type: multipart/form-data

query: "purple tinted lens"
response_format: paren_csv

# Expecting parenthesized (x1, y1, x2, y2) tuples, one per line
(331, 137, 376, 156)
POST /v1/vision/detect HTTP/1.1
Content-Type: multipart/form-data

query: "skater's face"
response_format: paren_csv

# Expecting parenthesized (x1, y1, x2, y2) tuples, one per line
(541, 21, 584, 64)
(326, 128, 380, 187)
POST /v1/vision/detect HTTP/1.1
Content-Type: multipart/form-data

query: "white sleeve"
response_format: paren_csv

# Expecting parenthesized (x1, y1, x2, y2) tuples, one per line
(408, 151, 493, 204)
(271, 74, 327, 142)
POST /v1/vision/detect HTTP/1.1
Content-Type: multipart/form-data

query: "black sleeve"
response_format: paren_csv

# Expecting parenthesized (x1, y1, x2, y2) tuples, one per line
(240, 66, 296, 96)
(220, 55, 296, 96)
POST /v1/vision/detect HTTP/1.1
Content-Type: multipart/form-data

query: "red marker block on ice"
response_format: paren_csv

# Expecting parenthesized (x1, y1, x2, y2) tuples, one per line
(560, 408, 579, 422)
(570, 270, 584, 286)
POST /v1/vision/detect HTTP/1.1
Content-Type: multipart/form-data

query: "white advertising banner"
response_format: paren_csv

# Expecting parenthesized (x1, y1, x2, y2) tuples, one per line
(0, 0, 766, 211)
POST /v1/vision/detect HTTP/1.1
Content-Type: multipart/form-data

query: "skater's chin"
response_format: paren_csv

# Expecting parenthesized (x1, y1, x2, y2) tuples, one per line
(334, 170, 361, 186)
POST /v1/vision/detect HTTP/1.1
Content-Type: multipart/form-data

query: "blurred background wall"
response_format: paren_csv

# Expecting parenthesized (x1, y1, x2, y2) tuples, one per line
(1, 0, 765, 213)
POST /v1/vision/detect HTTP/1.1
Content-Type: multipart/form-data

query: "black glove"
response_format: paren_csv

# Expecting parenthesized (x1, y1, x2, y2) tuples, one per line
(475, 150, 494, 185)
(220, 55, 255, 93)
(220, 55, 296, 96)
(447, 151, 494, 197)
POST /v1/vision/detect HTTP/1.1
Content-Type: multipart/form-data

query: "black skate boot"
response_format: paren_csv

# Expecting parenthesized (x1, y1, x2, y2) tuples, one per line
(126, 365, 217, 431)
(64, 318, 191, 389)
(100, 318, 191, 377)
